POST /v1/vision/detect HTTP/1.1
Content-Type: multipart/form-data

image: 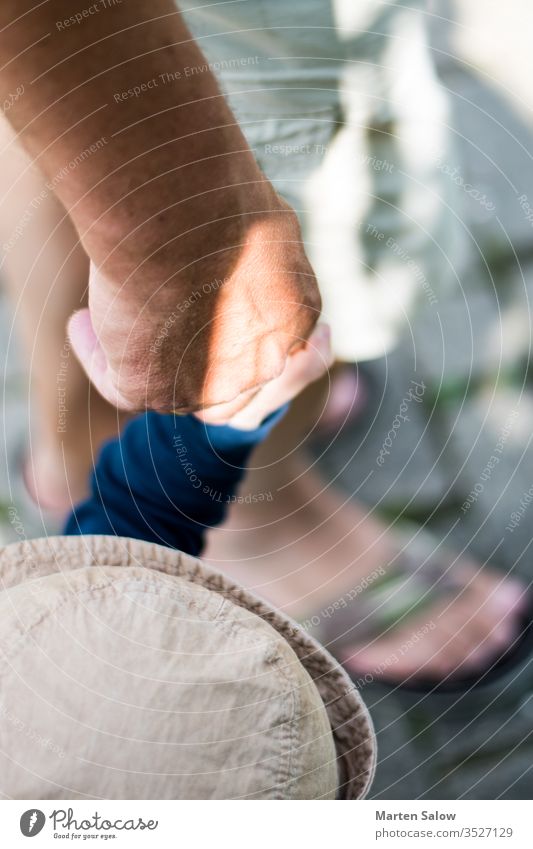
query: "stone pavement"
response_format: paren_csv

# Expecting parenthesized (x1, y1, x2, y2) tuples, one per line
(315, 2, 533, 798)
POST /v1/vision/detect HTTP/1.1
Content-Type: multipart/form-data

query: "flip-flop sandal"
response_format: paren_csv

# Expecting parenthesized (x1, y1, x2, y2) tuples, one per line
(304, 525, 533, 693)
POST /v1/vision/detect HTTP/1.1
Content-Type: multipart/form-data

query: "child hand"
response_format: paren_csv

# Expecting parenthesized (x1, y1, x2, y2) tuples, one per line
(196, 324, 333, 430)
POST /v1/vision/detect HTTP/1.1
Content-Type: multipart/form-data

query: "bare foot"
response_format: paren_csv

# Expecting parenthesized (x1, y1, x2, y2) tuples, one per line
(205, 450, 528, 684)
(339, 564, 527, 683)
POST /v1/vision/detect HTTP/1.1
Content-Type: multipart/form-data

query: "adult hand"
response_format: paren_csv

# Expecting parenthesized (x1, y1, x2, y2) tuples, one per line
(197, 324, 333, 429)
(68, 193, 321, 413)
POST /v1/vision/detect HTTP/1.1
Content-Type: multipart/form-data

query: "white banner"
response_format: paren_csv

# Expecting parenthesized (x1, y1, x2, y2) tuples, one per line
(1, 800, 531, 848)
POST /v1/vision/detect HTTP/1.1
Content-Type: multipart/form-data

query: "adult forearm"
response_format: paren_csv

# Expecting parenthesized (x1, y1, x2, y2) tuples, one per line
(0, 1, 321, 413)
(0, 0, 266, 275)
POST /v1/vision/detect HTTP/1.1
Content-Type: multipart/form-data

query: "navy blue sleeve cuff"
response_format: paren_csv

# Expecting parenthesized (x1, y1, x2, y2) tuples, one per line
(186, 404, 288, 453)
(64, 404, 288, 555)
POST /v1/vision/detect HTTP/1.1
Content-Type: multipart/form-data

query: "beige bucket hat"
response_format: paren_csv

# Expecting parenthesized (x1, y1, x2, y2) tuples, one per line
(0, 535, 375, 800)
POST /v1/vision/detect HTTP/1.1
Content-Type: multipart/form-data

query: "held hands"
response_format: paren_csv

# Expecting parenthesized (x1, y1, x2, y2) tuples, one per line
(197, 324, 333, 430)
(67, 198, 321, 416)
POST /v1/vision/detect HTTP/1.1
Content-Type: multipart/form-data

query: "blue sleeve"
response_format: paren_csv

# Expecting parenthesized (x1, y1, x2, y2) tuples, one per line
(63, 408, 286, 556)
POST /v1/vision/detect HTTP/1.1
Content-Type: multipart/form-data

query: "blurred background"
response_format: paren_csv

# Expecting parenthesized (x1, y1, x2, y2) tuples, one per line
(2, 0, 533, 798)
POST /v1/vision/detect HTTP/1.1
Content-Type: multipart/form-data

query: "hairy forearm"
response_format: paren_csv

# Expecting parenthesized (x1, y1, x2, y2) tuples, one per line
(0, 1, 321, 413)
(0, 0, 268, 278)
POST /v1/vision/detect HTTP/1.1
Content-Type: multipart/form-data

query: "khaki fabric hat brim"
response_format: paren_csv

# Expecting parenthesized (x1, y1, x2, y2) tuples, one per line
(0, 535, 375, 799)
